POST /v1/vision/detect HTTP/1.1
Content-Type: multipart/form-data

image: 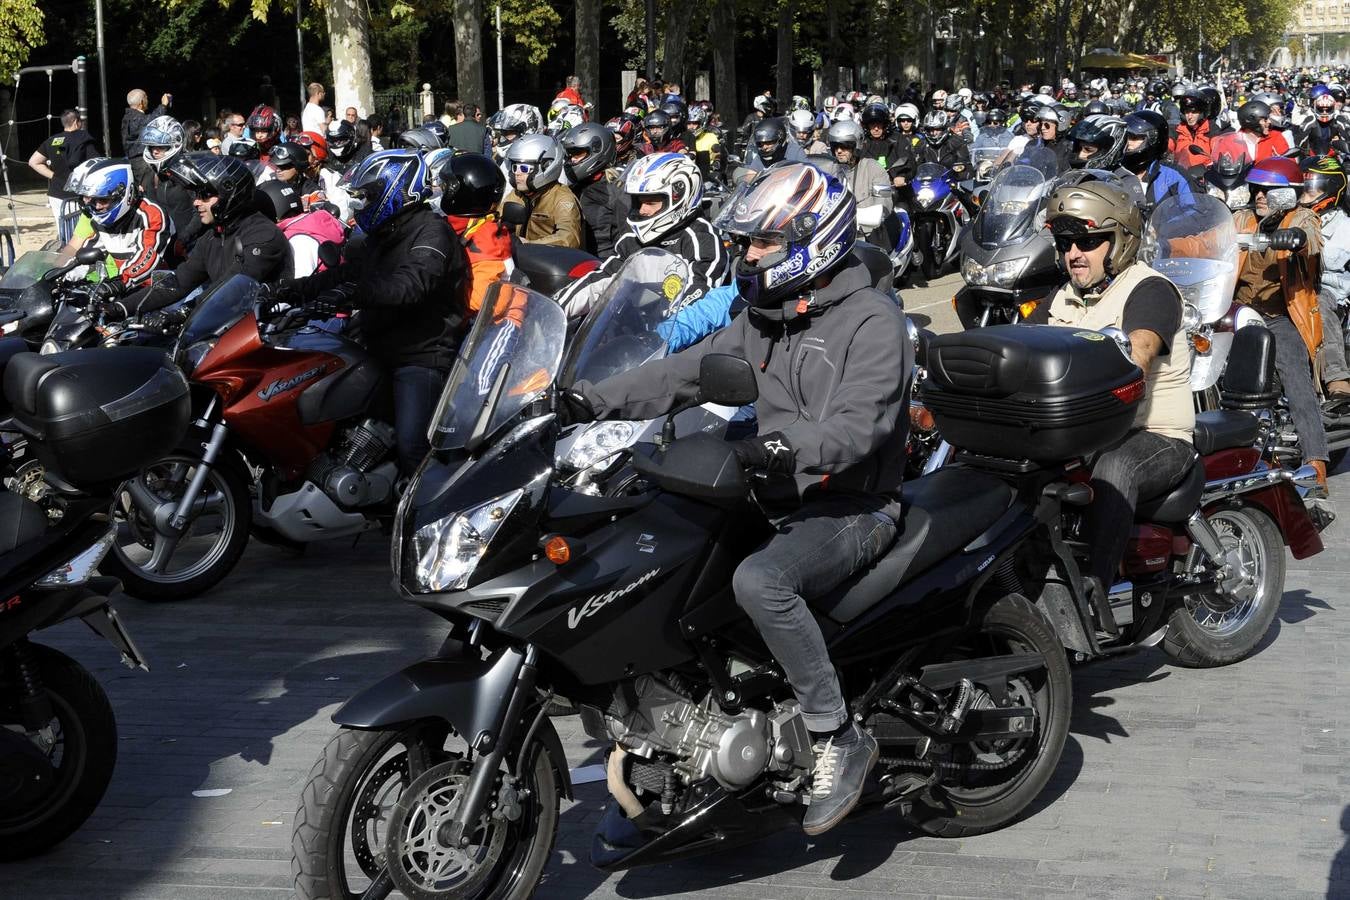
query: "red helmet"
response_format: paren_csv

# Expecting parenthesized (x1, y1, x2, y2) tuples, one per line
(1246, 156, 1304, 189)
(247, 104, 282, 151)
(293, 130, 328, 163)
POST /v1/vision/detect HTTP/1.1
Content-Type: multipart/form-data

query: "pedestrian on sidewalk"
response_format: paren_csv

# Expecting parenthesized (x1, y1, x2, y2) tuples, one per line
(121, 88, 170, 184)
(28, 109, 100, 244)
(302, 83, 327, 134)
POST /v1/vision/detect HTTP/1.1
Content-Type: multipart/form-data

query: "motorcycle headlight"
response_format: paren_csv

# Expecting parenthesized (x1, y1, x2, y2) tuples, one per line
(560, 420, 639, 472)
(1182, 302, 1201, 334)
(916, 187, 936, 207)
(962, 256, 1026, 288)
(39, 340, 60, 355)
(411, 488, 523, 593)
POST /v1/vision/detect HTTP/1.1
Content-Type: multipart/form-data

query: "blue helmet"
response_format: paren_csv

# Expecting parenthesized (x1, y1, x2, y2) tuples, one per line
(342, 149, 431, 234)
(712, 162, 856, 307)
(65, 157, 137, 229)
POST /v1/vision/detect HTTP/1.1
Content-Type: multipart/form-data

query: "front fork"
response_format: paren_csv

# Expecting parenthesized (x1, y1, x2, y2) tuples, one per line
(4, 641, 54, 744)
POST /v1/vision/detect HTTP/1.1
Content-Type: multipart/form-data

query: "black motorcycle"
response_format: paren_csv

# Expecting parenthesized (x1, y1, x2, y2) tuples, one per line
(289, 284, 1127, 900)
(0, 344, 190, 859)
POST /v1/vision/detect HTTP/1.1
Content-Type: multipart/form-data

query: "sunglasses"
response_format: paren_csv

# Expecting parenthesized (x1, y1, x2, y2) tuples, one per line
(228, 121, 245, 127)
(192, 189, 218, 202)
(1317, 106, 1335, 114)
(510, 162, 535, 174)
(1054, 233, 1110, 253)
(1039, 121, 1057, 129)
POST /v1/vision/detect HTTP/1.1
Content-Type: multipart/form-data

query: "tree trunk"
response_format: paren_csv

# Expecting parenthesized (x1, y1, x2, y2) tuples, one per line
(575, 0, 600, 105)
(866, 0, 890, 93)
(710, 0, 738, 124)
(661, 0, 693, 88)
(776, 0, 794, 104)
(452, 0, 485, 107)
(327, 0, 374, 119)
(819, 0, 841, 101)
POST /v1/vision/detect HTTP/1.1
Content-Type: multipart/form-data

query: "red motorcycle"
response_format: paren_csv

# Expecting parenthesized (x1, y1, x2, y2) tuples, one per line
(102, 275, 402, 600)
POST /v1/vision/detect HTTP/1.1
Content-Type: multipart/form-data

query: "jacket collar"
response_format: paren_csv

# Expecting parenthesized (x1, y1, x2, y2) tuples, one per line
(747, 255, 871, 325)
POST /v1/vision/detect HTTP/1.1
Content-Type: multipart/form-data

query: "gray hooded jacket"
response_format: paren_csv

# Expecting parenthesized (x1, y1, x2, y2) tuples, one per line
(577, 254, 911, 519)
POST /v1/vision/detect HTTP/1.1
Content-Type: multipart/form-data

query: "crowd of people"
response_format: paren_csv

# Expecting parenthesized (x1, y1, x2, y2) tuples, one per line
(19, 62, 1350, 833)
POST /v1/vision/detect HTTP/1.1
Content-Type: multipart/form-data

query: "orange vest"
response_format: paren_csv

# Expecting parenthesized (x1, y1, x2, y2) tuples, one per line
(448, 214, 513, 315)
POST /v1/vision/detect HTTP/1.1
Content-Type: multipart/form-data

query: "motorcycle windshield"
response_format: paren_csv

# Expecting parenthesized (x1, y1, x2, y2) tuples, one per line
(177, 274, 260, 348)
(0, 251, 64, 290)
(1146, 192, 1238, 324)
(971, 146, 1006, 182)
(1013, 145, 1059, 180)
(560, 248, 694, 388)
(974, 164, 1053, 246)
(914, 163, 949, 184)
(430, 281, 565, 451)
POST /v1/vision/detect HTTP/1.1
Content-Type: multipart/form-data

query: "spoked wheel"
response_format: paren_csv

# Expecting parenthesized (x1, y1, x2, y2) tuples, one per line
(906, 594, 1072, 837)
(0, 643, 117, 860)
(293, 721, 558, 900)
(102, 453, 252, 602)
(1164, 504, 1284, 667)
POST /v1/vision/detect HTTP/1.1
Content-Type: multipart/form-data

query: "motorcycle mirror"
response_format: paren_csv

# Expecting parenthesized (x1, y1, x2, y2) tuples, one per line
(317, 240, 342, 270)
(501, 201, 528, 230)
(696, 353, 758, 406)
(74, 247, 106, 267)
(1100, 326, 1133, 361)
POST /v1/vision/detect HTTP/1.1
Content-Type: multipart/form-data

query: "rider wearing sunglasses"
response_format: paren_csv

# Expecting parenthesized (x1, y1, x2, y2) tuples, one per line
(1043, 180, 1195, 598)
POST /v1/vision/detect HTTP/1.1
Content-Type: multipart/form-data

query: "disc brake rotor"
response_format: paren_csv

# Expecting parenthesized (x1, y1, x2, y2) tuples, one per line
(385, 759, 505, 899)
(350, 754, 410, 879)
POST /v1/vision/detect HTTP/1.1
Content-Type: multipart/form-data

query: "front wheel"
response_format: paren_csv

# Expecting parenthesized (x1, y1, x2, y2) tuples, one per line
(293, 721, 559, 900)
(102, 453, 252, 602)
(906, 593, 1072, 837)
(1163, 504, 1284, 667)
(0, 643, 118, 860)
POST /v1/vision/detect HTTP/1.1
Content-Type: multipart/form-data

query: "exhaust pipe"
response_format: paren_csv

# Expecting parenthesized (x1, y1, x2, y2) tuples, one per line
(1201, 463, 1318, 504)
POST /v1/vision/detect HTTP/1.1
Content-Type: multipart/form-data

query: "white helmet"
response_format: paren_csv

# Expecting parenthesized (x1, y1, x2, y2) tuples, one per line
(830, 102, 856, 123)
(623, 152, 703, 244)
(788, 109, 816, 142)
(957, 87, 974, 102)
(504, 133, 564, 192)
(140, 115, 185, 173)
(894, 103, 920, 124)
(931, 89, 948, 109)
(547, 104, 587, 136)
(488, 103, 543, 149)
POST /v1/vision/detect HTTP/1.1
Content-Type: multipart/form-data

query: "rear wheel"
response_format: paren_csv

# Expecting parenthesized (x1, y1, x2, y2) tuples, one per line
(906, 594, 1072, 837)
(1163, 504, 1283, 667)
(102, 453, 252, 602)
(0, 643, 117, 860)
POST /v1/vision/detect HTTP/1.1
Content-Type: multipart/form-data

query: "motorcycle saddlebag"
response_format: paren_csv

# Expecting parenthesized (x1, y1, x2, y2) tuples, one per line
(921, 324, 1144, 462)
(4, 347, 190, 486)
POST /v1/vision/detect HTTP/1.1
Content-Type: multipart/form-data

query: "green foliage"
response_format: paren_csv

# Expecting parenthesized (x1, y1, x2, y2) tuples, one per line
(0, 0, 45, 83)
(497, 0, 563, 66)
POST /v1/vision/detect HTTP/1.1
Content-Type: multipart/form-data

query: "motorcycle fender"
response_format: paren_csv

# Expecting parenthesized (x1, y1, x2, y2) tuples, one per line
(332, 647, 573, 799)
(1220, 482, 1324, 559)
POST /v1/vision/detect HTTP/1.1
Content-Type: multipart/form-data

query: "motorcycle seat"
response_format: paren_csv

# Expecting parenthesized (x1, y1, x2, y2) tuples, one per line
(1192, 409, 1260, 456)
(1134, 459, 1205, 523)
(815, 468, 1016, 624)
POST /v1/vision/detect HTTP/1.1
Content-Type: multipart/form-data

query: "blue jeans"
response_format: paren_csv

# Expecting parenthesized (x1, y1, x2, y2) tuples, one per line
(393, 366, 446, 474)
(731, 501, 896, 732)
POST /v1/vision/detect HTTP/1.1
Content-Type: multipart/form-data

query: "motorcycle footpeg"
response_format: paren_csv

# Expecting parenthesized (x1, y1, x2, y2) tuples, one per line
(938, 678, 975, 735)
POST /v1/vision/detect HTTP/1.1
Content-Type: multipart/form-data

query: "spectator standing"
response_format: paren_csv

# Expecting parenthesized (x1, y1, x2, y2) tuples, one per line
(28, 109, 100, 243)
(445, 100, 489, 155)
(344, 106, 359, 125)
(302, 83, 327, 133)
(369, 116, 387, 151)
(120, 88, 169, 183)
(557, 75, 585, 107)
(220, 111, 247, 154)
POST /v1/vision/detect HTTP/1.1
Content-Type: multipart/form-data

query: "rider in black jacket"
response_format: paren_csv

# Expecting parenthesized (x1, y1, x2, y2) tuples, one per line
(561, 123, 627, 258)
(281, 149, 467, 474)
(121, 153, 288, 316)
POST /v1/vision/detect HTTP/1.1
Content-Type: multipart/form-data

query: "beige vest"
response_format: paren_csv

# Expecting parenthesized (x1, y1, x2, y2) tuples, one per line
(1047, 263, 1194, 443)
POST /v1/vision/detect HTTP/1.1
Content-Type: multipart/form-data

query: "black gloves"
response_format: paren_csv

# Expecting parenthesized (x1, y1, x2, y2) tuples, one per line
(1269, 228, 1307, 252)
(731, 431, 795, 474)
(556, 389, 597, 427)
(257, 281, 302, 319)
(138, 306, 189, 332)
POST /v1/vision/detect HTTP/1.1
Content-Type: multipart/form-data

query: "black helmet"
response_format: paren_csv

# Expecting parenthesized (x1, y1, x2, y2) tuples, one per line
(1237, 100, 1272, 132)
(987, 107, 1008, 127)
(1197, 86, 1222, 120)
(268, 142, 308, 172)
(255, 179, 303, 222)
(560, 122, 617, 183)
(227, 139, 260, 161)
(1178, 90, 1207, 116)
(643, 109, 673, 147)
(860, 103, 892, 129)
(399, 126, 443, 151)
(658, 99, 688, 135)
(1147, 79, 1168, 98)
(164, 152, 256, 224)
(1122, 111, 1168, 173)
(1083, 99, 1110, 117)
(437, 152, 506, 218)
(1068, 114, 1127, 170)
(751, 118, 789, 164)
(325, 120, 355, 159)
(424, 121, 449, 144)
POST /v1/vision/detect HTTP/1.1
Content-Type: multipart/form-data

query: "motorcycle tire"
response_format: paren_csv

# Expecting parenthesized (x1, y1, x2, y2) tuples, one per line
(293, 722, 558, 900)
(907, 593, 1071, 838)
(1163, 504, 1284, 668)
(102, 454, 252, 603)
(0, 644, 117, 860)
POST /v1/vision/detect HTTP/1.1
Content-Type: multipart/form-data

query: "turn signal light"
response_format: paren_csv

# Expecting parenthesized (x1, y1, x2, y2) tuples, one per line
(543, 535, 571, 566)
(1018, 299, 1040, 320)
(1191, 333, 1212, 353)
(1112, 378, 1146, 405)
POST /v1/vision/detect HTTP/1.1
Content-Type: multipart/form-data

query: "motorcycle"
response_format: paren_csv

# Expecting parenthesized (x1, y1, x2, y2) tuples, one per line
(954, 148, 1061, 327)
(294, 283, 1085, 899)
(911, 161, 975, 280)
(100, 274, 403, 601)
(1, 344, 190, 859)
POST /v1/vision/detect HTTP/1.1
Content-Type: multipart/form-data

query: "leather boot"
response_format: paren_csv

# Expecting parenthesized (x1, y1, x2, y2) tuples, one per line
(1311, 459, 1329, 499)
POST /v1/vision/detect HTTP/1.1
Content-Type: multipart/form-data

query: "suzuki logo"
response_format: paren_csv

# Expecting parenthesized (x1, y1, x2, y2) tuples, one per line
(636, 534, 656, 553)
(566, 568, 661, 630)
(257, 365, 326, 402)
